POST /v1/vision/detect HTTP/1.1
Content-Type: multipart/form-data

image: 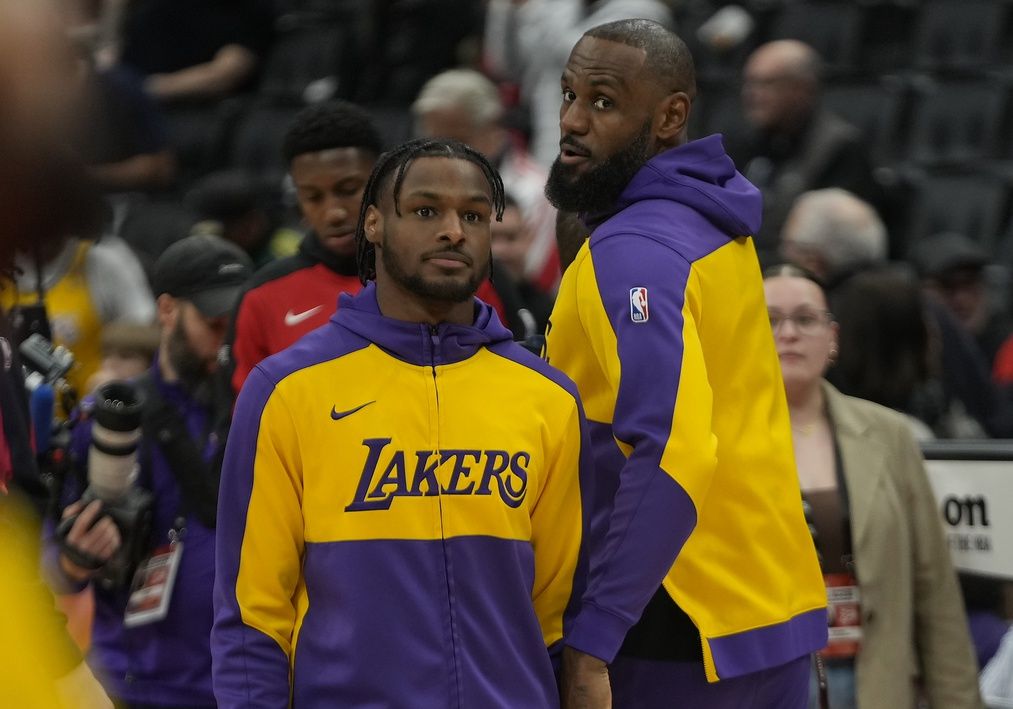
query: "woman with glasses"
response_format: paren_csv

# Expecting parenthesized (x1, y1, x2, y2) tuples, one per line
(763, 264, 982, 709)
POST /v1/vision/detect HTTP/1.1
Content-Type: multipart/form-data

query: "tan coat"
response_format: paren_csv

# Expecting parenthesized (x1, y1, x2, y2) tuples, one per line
(824, 382, 983, 708)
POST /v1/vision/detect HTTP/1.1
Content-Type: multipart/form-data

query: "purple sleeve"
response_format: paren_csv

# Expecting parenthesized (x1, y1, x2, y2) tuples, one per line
(211, 367, 291, 708)
(565, 234, 704, 663)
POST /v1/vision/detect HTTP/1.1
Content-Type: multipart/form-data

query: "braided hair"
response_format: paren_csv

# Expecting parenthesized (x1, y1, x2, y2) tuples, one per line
(354, 138, 505, 284)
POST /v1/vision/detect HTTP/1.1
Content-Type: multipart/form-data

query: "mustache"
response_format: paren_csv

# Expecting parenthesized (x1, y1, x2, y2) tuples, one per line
(422, 247, 472, 265)
(560, 135, 591, 156)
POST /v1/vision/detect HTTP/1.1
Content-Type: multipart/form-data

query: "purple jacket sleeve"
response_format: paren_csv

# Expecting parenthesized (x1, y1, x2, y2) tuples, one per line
(211, 367, 294, 707)
(565, 234, 712, 663)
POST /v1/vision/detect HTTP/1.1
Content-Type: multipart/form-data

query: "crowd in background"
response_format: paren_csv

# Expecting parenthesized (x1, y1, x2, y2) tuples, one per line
(2, 0, 1013, 706)
(26, 0, 1013, 444)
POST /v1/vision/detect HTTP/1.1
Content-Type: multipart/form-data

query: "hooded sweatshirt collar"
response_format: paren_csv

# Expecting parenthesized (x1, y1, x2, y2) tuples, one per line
(583, 134, 762, 238)
(333, 282, 514, 367)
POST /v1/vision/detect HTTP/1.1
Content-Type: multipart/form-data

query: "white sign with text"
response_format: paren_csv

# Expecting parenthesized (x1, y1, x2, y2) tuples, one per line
(924, 459, 1013, 580)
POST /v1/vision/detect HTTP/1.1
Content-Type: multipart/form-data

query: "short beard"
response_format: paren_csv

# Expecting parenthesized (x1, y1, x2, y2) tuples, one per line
(167, 318, 213, 402)
(380, 241, 490, 305)
(545, 121, 652, 214)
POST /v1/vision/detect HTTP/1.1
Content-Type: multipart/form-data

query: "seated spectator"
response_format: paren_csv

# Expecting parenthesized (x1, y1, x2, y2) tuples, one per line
(186, 170, 300, 269)
(782, 189, 1013, 438)
(727, 41, 882, 262)
(911, 232, 1013, 380)
(412, 68, 559, 292)
(42, 234, 252, 709)
(484, 0, 673, 169)
(781, 188, 887, 287)
(71, 40, 175, 192)
(832, 267, 989, 439)
(764, 264, 982, 709)
(116, 0, 273, 103)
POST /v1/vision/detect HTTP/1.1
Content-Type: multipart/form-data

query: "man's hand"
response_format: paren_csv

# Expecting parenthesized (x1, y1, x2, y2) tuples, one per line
(59, 500, 121, 583)
(561, 647, 611, 709)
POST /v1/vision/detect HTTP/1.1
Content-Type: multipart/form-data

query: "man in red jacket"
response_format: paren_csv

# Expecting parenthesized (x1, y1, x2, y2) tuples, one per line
(229, 101, 380, 391)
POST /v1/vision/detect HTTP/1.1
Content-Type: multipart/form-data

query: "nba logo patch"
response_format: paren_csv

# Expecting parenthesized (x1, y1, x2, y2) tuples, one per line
(630, 287, 649, 323)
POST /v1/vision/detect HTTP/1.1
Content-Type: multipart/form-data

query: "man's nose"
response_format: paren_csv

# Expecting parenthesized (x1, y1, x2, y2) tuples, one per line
(560, 100, 589, 136)
(325, 198, 349, 222)
(438, 212, 466, 243)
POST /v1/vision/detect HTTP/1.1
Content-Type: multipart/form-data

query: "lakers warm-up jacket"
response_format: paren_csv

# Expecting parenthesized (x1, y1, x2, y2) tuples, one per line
(545, 135, 827, 682)
(212, 283, 593, 708)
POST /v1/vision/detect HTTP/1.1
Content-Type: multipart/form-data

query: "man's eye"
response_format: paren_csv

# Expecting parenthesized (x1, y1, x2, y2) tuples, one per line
(463, 212, 484, 223)
(415, 207, 435, 217)
(593, 97, 612, 110)
(562, 89, 576, 102)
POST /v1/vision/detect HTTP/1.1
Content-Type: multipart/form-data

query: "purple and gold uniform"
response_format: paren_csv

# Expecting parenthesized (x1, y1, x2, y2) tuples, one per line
(545, 135, 827, 685)
(213, 284, 593, 708)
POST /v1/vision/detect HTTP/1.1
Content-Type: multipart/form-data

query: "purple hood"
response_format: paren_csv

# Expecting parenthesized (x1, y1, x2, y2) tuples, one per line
(333, 282, 515, 366)
(584, 134, 762, 238)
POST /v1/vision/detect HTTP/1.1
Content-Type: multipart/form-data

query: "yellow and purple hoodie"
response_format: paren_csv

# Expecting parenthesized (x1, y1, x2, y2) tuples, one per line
(213, 283, 593, 707)
(545, 135, 827, 681)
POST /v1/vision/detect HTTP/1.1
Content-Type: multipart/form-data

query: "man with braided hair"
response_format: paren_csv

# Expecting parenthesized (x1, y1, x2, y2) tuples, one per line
(213, 138, 595, 707)
(229, 101, 519, 393)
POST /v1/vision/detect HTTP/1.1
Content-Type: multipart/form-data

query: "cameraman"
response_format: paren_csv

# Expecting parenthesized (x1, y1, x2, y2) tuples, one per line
(43, 234, 252, 709)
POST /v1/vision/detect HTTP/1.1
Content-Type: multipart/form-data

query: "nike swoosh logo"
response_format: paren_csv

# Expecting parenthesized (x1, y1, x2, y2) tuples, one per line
(330, 401, 376, 421)
(285, 305, 324, 327)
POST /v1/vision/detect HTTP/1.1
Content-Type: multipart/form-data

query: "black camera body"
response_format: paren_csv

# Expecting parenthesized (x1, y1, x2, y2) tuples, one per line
(20, 331, 76, 410)
(65, 485, 154, 590)
(57, 380, 154, 590)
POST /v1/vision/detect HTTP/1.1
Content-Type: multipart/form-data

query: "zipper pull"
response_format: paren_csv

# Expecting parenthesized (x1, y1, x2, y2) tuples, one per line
(429, 325, 442, 368)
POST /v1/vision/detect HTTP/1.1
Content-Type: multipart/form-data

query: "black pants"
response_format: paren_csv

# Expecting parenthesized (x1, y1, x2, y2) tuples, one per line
(112, 699, 216, 709)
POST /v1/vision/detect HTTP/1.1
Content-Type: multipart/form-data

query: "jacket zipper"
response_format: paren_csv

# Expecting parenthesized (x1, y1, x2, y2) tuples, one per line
(429, 325, 463, 708)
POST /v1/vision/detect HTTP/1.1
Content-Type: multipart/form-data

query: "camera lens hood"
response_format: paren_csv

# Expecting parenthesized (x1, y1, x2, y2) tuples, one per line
(93, 380, 145, 432)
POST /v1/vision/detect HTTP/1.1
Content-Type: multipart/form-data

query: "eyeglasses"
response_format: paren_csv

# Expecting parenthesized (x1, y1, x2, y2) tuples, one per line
(768, 310, 833, 336)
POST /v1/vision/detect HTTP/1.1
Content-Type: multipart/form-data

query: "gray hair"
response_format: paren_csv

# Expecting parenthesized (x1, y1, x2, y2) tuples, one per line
(411, 69, 503, 127)
(783, 188, 887, 274)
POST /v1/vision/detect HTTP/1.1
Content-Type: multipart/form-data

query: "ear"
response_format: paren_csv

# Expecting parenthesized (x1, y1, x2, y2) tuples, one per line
(655, 91, 691, 143)
(156, 293, 179, 330)
(364, 205, 383, 246)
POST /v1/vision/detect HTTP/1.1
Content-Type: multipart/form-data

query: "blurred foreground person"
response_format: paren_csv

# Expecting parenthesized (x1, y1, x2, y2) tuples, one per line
(0, 2, 113, 705)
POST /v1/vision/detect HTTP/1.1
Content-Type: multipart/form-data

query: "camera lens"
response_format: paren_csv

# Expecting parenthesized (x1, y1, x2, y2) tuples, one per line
(93, 381, 145, 433)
